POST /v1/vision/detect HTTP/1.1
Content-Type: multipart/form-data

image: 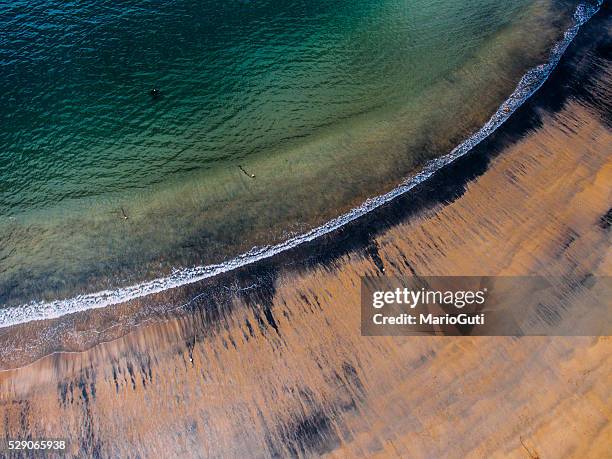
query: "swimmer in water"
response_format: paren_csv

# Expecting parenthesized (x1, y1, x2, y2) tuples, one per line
(150, 88, 161, 99)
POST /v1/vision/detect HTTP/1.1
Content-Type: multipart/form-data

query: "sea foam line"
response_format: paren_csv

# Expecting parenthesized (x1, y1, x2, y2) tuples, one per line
(0, 1, 601, 329)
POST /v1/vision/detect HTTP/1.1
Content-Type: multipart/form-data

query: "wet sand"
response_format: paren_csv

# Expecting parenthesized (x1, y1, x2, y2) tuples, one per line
(0, 6, 611, 459)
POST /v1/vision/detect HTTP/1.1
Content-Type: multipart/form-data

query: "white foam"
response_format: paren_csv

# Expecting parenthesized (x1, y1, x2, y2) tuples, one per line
(0, 1, 601, 329)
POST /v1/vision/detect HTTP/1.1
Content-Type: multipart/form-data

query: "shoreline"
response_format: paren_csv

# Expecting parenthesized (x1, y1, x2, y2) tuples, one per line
(0, 5, 609, 457)
(1, 0, 570, 311)
(0, 1, 609, 371)
(0, 0, 601, 330)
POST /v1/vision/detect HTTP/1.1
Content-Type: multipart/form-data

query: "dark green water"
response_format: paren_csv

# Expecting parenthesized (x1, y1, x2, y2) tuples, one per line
(0, 0, 577, 306)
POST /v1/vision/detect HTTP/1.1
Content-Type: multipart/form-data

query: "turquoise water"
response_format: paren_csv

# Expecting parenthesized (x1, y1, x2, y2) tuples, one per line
(0, 0, 576, 306)
(3, 0, 533, 213)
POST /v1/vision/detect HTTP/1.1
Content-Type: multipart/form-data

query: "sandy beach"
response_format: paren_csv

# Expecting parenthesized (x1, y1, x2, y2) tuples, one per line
(0, 4, 610, 459)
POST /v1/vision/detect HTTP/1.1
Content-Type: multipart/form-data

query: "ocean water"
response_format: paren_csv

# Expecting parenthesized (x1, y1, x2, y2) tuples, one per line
(0, 0, 579, 308)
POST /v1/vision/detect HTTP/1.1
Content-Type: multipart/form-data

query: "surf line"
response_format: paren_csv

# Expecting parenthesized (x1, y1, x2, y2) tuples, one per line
(0, 1, 602, 329)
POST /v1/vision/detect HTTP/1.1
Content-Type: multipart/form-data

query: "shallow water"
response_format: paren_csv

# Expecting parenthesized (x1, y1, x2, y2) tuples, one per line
(0, 0, 578, 307)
